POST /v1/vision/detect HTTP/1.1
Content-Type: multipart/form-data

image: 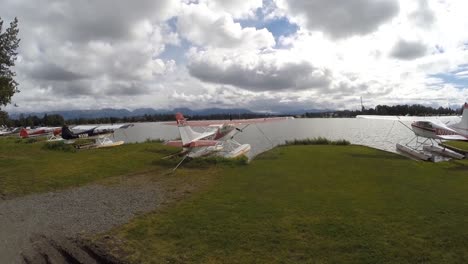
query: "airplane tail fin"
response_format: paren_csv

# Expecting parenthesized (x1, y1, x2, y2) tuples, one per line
(459, 102, 468, 129)
(19, 128, 29, 138)
(175, 112, 202, 146)
(61, 126, 76, 140)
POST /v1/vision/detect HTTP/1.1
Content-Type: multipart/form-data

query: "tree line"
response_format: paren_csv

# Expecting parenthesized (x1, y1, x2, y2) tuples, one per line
(304, 104, 462, 118)
(2, 112, 277, 127)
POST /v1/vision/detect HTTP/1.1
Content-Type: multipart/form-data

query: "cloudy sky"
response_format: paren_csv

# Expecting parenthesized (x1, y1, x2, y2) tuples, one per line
(2, 0, 468, 113)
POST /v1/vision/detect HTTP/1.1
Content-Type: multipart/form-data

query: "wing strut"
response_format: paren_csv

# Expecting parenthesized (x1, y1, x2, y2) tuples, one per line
(255, 123, 274, 148)
(173, 153, 190, 172)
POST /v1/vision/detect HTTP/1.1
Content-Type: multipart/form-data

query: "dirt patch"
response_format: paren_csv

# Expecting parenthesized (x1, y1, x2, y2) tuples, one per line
(0, 169, 219, 263)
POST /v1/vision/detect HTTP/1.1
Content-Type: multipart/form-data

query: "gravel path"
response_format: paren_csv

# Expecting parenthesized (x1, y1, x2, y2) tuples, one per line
(0, 174, 192, 263)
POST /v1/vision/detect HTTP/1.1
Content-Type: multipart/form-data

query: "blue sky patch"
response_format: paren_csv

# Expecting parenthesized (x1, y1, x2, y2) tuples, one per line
(431, 66, 468, 88)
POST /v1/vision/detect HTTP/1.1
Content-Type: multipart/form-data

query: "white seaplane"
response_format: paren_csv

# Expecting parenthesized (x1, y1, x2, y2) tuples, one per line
(0, 126, 20, 136)
(163, 113, 292, 170)
(61, 124, 133, 148)
(357, 102, 468, 160)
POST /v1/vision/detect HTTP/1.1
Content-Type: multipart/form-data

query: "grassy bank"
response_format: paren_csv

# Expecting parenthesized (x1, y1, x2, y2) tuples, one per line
(109, 145, 468, 263)
(0, 137, 179, 197)
(445, 140, 468, 151)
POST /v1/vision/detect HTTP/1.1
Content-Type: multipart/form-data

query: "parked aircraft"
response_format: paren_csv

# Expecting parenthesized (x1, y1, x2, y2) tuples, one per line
(19, 127, 62, 139)
(163, 112, 292, 170)
(357, 102, 468, 157)
(0, 126, 20, 136)
(61, 124, 133, 148)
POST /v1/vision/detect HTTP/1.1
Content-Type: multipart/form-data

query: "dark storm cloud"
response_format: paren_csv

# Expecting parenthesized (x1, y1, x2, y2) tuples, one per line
(29, 63, 87, 81)
(188, 59, 332, 91)
(279, 0, 399, 38)
(4, 0, 176, 43)
(390, 39, 427, 60)
(109, 82, 150, 96)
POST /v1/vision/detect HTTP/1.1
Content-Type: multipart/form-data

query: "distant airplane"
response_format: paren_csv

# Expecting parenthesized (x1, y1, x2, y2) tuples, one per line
(61, 124, 133, 148)
(163, 112, 293, 170)
(19, 127, 62, 139)
(0, 126, 20, 136)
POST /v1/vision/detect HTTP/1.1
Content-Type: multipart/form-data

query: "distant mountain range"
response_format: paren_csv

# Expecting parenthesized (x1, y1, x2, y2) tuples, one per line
(8, 107, 327, 120)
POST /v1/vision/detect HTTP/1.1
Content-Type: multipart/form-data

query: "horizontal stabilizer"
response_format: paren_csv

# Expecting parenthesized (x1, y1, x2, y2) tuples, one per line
(166, 140, 184, 147)
(188, 140, 220, 147)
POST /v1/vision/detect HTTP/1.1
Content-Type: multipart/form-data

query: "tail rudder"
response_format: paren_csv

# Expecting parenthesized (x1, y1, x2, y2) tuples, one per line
(19, 128, 29, 138)
(459, 102, 468, 129)
(61, 126, 76, 140)
(175, 112, 201, 145)
(53, 128, 62, 136)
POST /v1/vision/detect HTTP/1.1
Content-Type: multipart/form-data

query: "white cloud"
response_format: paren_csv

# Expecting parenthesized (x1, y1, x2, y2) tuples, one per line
(3, 0, 468, 113)
(177, 3, 275, 49)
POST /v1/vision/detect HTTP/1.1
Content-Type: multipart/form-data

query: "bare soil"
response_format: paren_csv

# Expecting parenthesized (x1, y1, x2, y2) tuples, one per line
(0, 170, 216, 263)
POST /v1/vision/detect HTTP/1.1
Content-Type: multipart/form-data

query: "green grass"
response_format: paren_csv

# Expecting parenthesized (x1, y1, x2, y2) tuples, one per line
(445, 140, 468, 151)
(110, 145, 468, 263)
(284, 137, 351, 145)
(0, 137, 178, 197)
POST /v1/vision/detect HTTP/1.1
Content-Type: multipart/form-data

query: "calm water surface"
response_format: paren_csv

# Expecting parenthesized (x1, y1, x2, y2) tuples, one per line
(114, 118, 416, 158)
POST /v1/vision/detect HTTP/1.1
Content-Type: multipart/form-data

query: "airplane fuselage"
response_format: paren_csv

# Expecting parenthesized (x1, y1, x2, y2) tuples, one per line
(411, 121, 467, 140)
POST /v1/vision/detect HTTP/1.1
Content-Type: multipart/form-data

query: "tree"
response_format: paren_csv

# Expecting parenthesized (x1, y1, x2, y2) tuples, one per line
(0, 17, 20, 110)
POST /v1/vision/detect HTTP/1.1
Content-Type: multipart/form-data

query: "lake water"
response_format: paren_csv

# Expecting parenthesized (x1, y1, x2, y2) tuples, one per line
(113, 118, 417, 158)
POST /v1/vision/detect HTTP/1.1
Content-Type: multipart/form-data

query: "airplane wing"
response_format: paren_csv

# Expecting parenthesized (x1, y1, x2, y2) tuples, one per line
(165, 140, 220, 147)
(357, 115, 461, 123)
(437, 134, 468, 140)
(72, 124, 133, 132)
(163, 116, 293, 127)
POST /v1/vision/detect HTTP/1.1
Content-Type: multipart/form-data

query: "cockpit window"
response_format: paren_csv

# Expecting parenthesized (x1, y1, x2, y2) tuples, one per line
(418, 121, 432, 128)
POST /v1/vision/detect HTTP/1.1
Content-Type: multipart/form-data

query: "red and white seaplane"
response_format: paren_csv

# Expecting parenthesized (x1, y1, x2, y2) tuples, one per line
(357, 102, 468, 160)
(19, 127, 62, 140)
(164, 113, 292, 170)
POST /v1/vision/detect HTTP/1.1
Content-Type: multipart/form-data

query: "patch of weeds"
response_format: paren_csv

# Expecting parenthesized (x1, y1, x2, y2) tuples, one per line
(42, 141, 76, 152)
(283, 137, 350, 146)
(145, 138, 165, 143)
(23, 138, 40, 144)
(154, 155, 249, 169)
(185, 156, 249, 168)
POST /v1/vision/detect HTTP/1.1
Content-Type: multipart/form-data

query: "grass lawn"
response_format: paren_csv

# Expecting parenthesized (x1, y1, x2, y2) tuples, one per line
(0, 137, 177, 197)
(445, 140, 468, 151)
(109, 145, 468, 263)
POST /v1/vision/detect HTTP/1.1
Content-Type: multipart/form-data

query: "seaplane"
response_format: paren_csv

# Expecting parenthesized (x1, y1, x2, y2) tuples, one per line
(357, 102, 468, 160)
(19, 127, 62, 140)
(61, 124, 133, 148)
(163, 112, 292, 170)
(0, 126, 20, 136)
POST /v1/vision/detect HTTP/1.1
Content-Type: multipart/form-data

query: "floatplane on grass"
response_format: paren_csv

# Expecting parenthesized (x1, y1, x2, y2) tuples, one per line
(19, 127, 62, 140)
(163, 112, 292, 170)
(61, 124, 133, 148)
(0, 126, 21, 136)
(358, 103, 468, 160)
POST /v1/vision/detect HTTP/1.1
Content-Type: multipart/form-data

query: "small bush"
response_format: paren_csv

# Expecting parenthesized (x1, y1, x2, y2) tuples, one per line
(186, 156, 249, 168)
(145, 138, 165, 143)
(284, 137, 350, 146)
(23, 138, 40, 144)
(42, 141, 76, 152)
(154, 155, 249, 169)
